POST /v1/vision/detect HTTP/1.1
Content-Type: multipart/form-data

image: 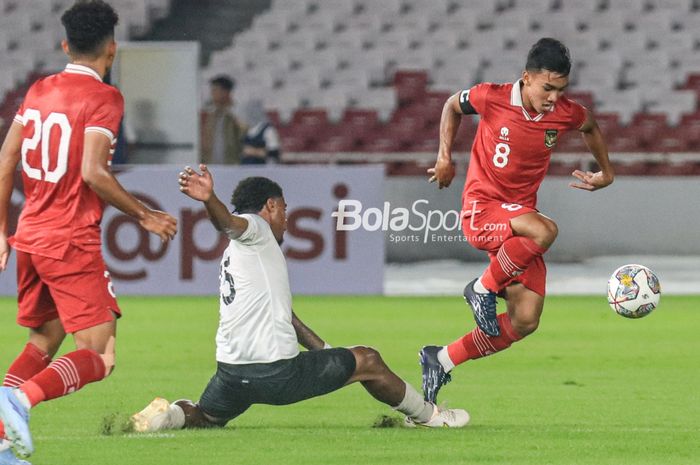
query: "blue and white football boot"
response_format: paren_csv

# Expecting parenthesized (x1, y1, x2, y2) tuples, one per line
(0, 388, 32, 458)
(463, 278, 500, 337)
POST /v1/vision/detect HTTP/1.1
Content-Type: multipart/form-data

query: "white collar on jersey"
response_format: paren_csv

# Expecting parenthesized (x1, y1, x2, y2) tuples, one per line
(510, 79, 552, 122)
(64, 64, 103, 82)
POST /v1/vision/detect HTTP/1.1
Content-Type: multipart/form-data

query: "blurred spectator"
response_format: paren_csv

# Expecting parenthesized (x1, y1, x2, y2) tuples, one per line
(201, 75, 245, 164)
(240, 99, 281, 164)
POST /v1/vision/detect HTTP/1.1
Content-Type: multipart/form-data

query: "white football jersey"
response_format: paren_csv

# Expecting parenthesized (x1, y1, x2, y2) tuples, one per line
(215, 214, 298, 364)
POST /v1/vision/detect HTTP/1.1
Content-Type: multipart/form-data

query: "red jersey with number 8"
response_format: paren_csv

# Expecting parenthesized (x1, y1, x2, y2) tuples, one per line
(10, 64, 124, 260)
(460, 80, 586, 209)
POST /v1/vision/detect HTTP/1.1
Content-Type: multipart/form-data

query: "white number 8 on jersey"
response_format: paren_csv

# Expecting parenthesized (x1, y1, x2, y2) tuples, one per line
(493, 142, 510, 168)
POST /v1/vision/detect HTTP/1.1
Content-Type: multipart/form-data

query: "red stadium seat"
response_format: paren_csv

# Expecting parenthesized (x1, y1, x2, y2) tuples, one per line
(419, 91, 451, 127)
(279, 134, 310, 152)
(606, 127, 642, 152)
(393, 70, 429, 106)
(361, 128, 403, 152)
(681, 73, 700, 91)
(286, 109, 331, 144)
(593, 112, 621, 138)
(555, 131, 588, 152)
(629, 113, 670, 149)
(340, 109, 380, 145)
(311, 128, 358, 152)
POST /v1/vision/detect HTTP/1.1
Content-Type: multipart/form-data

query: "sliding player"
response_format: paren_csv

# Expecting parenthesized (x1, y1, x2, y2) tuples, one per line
(131, 166, 469, 432)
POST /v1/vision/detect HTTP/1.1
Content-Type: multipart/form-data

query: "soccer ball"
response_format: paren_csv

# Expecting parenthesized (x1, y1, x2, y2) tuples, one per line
(607, 264, 661, 319)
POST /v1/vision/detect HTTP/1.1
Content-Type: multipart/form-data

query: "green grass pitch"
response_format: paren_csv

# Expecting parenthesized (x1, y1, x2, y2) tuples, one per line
(1, 295, 698, 465)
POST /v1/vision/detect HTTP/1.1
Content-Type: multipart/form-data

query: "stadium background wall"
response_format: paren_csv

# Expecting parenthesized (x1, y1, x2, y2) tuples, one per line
(385, 176, 700, 262)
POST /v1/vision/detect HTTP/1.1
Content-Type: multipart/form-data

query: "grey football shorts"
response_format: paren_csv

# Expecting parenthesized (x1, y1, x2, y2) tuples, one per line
(198, 347, 356, 424)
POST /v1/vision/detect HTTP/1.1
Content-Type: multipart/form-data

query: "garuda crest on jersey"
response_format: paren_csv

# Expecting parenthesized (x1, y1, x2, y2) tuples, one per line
(544, 129, 558, 148)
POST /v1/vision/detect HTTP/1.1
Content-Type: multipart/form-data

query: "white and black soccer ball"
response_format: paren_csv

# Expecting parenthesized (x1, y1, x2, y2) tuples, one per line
(607, 264, 661, 319)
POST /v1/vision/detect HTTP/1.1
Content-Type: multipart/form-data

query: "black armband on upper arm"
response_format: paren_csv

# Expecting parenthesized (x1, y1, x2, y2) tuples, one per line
(458, 90, 478, 115)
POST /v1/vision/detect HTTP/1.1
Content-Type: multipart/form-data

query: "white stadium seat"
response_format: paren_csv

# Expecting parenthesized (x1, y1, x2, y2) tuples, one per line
(353, 88, 397, 122)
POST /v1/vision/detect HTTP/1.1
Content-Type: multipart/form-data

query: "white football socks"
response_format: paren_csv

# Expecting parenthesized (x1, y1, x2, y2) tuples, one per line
(394, 383, 434, 423)
(474, 277, 489, 293)
(167, 402, 186, 429)
(437, 347, 455, 372)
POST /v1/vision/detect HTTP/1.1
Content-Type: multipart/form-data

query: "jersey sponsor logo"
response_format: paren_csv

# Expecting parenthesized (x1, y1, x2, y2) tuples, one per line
(499, 127, 509, 141)
(544, 129, 558, 148)
(460, 89, 470, 104)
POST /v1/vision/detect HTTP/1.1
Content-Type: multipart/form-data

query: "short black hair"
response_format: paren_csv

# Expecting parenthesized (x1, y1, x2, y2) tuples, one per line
(231, 177, 283, 214)
(61, 0, 119, 57)
(210, 75, 235, 92)
(525, 38, 571, 77)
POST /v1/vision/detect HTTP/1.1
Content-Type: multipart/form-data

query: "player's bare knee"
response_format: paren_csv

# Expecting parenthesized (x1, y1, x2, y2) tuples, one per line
(511, 313, 540, 337)
(534, 218, 558, 249)
(352, 346, 386, 376)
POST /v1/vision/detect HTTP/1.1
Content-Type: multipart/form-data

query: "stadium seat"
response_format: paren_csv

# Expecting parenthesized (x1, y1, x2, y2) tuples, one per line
(305, 89, 353, 123)
(558, 0, 603, 14)
(606, 127, 643, 152)
(312, 128, 359, 153)
(553, 131, 588, 152)
(629, 113, 670, 149)
(353, 88, 397, 122)
(340, 108, 380, 146)
(649, 0, 693, 10)
(314, 0, 357, 17)
(393, 71, 429, 105)
(361, 130, 403, 152)
(419, 91, 451, 127)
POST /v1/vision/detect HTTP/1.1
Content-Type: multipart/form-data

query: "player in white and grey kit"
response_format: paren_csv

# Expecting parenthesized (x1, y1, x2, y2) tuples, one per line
(131, 164, 469, 430)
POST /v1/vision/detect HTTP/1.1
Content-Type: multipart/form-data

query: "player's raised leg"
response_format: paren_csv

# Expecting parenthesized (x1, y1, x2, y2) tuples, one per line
(422, 283, 544, 402)
(465, 212, 556, 336)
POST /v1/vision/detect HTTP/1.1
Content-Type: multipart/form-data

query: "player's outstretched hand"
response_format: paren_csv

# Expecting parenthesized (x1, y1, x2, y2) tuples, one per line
(427, 158, 456, 189)
(569, 170, 613, 191)
(0, 235, 10, 272)
(140, 210, 178, 243)
(179, 164, 214, 202)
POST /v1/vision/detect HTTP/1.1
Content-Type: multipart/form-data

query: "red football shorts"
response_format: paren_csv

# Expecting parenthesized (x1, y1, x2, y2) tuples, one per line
(16, 246, 121, 334)
(461, 198, 547, 296)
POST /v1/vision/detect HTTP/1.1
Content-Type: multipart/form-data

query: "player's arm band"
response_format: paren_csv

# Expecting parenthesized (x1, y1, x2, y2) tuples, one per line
(458, 90, 478, 115)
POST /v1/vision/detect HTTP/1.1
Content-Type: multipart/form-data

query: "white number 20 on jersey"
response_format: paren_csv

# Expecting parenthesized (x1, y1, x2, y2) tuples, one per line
(20, 109, 72, 183)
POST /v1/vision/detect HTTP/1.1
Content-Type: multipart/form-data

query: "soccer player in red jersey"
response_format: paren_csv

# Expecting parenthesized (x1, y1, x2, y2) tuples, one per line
(420, 38, 615, 403)
(0, 1, 177, 461)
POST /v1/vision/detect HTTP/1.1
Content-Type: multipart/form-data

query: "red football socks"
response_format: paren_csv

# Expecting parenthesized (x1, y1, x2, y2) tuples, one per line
(19, 349, 106, 407)
(446, 313, 523, 366)
(3, 343, 51, 388)
(481, 236, 547, 292)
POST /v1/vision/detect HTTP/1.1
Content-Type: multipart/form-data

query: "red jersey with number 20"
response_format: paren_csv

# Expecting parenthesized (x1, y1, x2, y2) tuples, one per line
(10, 64, 124, 260)
(461, 80, 586, 209)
